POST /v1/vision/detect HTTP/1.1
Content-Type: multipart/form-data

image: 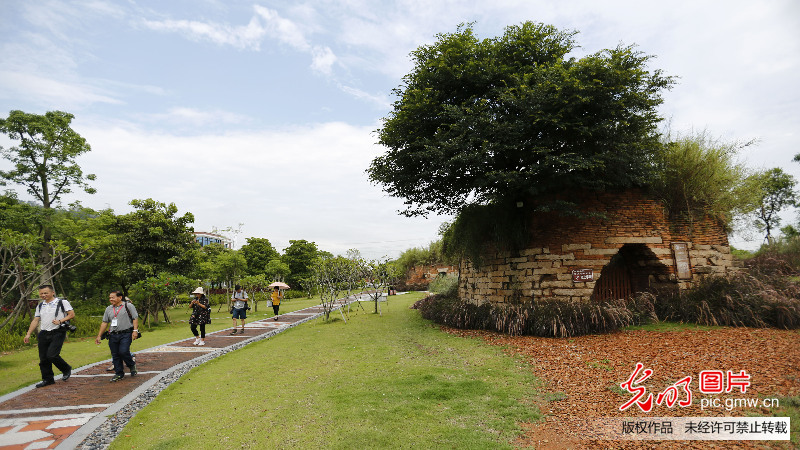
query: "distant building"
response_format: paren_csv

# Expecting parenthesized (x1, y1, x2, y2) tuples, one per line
(194, 232, 233, 249)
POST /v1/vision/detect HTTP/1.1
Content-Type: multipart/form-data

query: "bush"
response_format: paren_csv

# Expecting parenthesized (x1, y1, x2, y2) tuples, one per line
(656, 272, 800, 329)
(0, 311, 102, 353)
(752, 237, 800, 275)
(282, 289, 307, 300)
(207, 293, 228, 306)
(412, 294, 656, 338)
(428, 275, 459, 297)
(652, 241, 800, 329)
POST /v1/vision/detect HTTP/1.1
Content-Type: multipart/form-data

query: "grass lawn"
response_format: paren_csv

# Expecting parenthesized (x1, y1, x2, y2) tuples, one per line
(0, 296, 324, 396)
(109, 292, 541, 449)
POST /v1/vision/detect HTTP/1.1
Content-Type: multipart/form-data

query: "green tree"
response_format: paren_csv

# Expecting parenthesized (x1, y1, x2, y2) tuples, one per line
(750, 168, 798, 243)
(264, 258, 290, 282)
(0, 110, 96, 283)
(368, 22, 674, 217)
(129, 272, 193, 325)
(394, 240, 450, 276)
(282, 240, 320, 288)
(193, 243, 228, 285)
(45, 203, 117, 301)
(0, 196, 96, 331)
(239, 237, 279, 275)
(108, 198, 198, 293)
(215, 250, 247, 288)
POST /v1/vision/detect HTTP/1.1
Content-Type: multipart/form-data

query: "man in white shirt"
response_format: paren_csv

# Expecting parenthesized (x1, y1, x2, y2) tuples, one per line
(230, 284, 249, 335)
(24, 285, 75, 388)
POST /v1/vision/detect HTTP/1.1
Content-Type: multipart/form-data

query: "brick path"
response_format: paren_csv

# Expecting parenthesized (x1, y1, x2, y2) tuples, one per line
(0, 298, 362, 449)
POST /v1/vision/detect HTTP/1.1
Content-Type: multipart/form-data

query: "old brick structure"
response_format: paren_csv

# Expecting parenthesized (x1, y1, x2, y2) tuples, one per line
(458, 189, 738, 304)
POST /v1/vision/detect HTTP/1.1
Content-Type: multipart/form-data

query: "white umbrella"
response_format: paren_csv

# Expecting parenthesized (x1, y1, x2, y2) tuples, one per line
(268, 282, 290, 289)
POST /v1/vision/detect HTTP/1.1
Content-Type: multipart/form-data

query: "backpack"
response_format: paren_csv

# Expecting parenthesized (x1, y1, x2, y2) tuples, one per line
(37, 298, 75, 332)
(37, 298, 68, 318)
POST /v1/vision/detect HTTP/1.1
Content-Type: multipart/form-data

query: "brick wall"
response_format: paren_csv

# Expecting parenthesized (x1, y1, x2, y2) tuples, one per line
(458, 189, 737, 304)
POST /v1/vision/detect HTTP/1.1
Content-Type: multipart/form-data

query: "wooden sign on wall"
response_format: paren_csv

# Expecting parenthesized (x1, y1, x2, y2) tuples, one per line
(671, 242, 692, 279)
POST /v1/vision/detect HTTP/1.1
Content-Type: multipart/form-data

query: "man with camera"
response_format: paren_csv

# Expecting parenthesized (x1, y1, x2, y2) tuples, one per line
(95, 291, 139, 382)
(24, 284, 75, 388)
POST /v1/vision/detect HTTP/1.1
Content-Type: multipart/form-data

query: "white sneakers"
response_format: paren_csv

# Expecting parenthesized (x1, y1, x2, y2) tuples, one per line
(197, 341, 205, 346)
(193, 338, 206, 346)
(193, 338, 200, 345)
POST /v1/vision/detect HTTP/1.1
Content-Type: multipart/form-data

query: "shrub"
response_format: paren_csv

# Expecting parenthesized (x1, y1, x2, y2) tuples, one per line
(649, 130, 757, 225)
(752, 237, 800, 276)
(656, 272, 800, 329)
(428, 275, 459, 297)
(282, 289, 307, 300)
(0, 310, 102, 353)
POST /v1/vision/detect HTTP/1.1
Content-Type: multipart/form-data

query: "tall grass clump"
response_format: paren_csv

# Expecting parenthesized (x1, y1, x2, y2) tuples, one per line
(656, 272, 800, 328)
(394, 240, 453, 275)
(752, 236, 800, 277)
(413, 294, 656, 338)
(649, 130, 757, 224)
(427, 274, 459, 297)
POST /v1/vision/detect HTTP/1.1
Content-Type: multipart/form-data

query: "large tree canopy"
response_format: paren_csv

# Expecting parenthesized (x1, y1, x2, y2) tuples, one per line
(1, 110, 97, 282)
(0, 110, 95, 209)
(108, 198, 198, 291)
(368, 22, 674, 216)
(239, 237, 280, 276)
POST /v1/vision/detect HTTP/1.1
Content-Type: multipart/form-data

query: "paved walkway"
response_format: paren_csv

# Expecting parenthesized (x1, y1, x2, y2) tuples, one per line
(0, 297, 365, 449)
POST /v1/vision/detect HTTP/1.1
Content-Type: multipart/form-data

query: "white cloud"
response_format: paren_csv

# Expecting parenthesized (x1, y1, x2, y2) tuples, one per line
(311, 46, 337, 75)
(141, 6, 341, 77)
(141, 16, 267, 50)
(0, 70, 122, 107)
(144, 107, 252, 127)
(336, 84, 390, 109)
(71, 118, 447, 258)
(253, 5, 311, 51)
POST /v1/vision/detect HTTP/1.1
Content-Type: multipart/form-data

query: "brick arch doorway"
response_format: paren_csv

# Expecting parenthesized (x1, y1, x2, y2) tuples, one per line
(591, 243, 670, 301)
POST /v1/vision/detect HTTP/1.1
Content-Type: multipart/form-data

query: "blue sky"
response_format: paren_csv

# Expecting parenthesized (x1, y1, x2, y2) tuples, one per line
(1, 0, 798, 257)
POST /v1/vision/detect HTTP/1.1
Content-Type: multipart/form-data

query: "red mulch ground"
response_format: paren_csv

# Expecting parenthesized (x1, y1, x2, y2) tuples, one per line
(444, 326, 800, 449)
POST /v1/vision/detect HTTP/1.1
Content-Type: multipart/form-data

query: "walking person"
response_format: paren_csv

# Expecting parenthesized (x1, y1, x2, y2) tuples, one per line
(106, 296, 135, 372)
(23, 285, 74, 388)
(96, 291, 139, 382)
(270, 286, 283, 321)
(230, 284, 248, 334)
(190, 287, 211, 346)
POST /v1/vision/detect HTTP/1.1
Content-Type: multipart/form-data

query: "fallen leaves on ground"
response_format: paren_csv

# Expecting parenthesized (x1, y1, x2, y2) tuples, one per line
(444, 326, 800, 449)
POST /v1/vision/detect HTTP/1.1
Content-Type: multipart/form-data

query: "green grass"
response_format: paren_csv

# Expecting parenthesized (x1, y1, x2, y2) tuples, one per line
(763, 395, 800, 448)
(0, 296, 323, 396)
(109, 292, 541, 449)
(586, 359, 613, 372)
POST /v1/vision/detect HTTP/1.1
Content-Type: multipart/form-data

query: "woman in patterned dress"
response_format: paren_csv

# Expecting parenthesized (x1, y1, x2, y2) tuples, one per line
(190, 287, 211, 346)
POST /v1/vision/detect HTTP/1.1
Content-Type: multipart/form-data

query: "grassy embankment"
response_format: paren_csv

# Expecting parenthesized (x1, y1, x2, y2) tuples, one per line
(109, 292, 541, 449)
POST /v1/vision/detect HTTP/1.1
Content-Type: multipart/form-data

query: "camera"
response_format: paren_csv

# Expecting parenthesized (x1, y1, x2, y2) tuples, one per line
(60, 321, 78, 333)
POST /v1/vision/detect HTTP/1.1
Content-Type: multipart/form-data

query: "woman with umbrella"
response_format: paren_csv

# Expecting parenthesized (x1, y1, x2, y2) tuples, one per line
(189, 287, 211, 345)
(269, 282, 288, 321)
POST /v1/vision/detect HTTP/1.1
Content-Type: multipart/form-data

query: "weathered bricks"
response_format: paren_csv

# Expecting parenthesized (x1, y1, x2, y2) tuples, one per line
(458, 188, 736, 305)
